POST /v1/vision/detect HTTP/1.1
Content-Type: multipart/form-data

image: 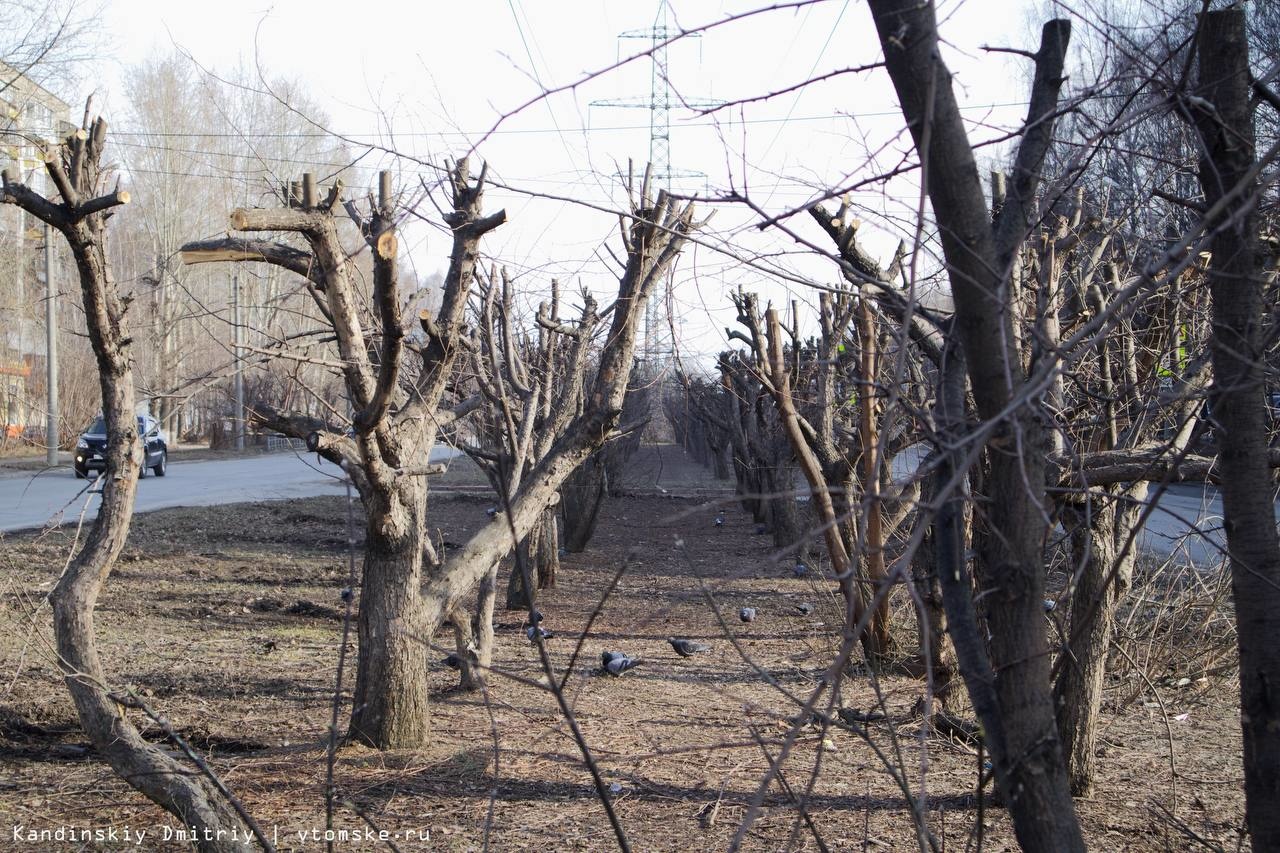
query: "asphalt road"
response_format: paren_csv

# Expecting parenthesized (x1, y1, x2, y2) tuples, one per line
(0, 448, 460, 533)
(1138, 482, 1233, 566)
(1, 446, 1263, 567)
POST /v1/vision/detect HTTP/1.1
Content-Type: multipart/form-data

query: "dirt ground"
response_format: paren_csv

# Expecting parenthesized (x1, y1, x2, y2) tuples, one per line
(0, 445, 1249, 851)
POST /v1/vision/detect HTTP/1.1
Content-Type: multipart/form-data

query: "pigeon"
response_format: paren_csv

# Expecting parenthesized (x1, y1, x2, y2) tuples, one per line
(486, 506, 499, 518)
(601, 650, 624, 669)
(794, 602, 814, 616)
(441, 653, 463, 670)
(667, 637, 712, 657)
(739, 606, 757, 623)
(529, 608, 544, 625)
(526, 626, 553, 641)
(339, 587, 353, 603)
(789, 710, 821, 728)
(793, 561, 808, 577)
(1043, 598, 1057, 612)
(604, 654, 642, 676)
(558, 546, 568, 559)
(714, 511, 725, 528)
(838, 707, 887, 725)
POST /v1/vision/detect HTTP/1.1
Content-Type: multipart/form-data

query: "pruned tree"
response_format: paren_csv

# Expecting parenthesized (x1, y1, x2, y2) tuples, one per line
(664, 374, 733, 480)
(710, 350, 812, 556)
(729, 289, 893, 658)
(181, 164, 696, 746)
(807, 201, 957, 705)
(3, 116, 258, 851)
(183, 163, 503, 747)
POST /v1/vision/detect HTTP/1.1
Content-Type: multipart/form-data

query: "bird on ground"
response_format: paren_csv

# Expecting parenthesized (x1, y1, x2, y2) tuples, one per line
(790, 710, 821, 728)
(739, 606, 757, 623)
(714, 511, 725, 528)
(441, 653, 462, 670)
(794, 602, 814, 616)
(793, 561, 808, 577)
(558, 546, 568, 559)
(667, 637, 713, 657)
(526, 626, 553, 641)
(529, 608, 544, 625)
(838, 707, 887, 725)
(486, 506, 499, 518)
(1043, 598, 1057, 612)
(604, 653, 642, 676)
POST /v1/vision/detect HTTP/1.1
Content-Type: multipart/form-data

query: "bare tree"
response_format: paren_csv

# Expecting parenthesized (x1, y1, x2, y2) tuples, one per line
(864, 3, 1086, 849)
(182, 165, 696, 747)
(1192, 8, 1280, 846)
(560, 374, 649, 552)
(730, 290, 891, 656)
(3, 116, 257, 852)
(0, 0, 98, 97)
(462, 271, 596, 610)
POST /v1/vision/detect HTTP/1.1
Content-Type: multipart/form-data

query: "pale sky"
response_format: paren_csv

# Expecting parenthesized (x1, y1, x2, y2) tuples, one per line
(85, 0, 1046, 365)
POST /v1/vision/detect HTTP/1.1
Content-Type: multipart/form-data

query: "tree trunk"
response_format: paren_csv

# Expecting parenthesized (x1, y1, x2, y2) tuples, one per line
(6, 118, 260, 851)
(710, 441, 731, 480)
(911, 461, 958, 709)
(52, 316, 254, 852)
(472, 564, 498, 674)
(733, 453, 766, 522)
(349, 484, 432, 749)
(453, 562, 498, 693)
(1194, 11, 1280, 846)
(763, 463, 807, 556)
(562, 454, 607, 552)
(1052, 490, 1144, 796)
(449, 604, 479, 691)
(506, 505, 560, 609)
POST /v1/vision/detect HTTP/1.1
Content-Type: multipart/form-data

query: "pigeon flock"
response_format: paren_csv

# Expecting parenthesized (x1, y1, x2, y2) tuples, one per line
(447, 506, 819, 680)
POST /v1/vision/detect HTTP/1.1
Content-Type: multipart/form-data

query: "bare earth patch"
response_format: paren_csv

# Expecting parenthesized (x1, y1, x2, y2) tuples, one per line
(0, 447, 1248, 851)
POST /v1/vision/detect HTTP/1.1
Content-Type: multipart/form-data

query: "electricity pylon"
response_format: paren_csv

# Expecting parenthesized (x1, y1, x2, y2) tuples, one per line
(591, 1, 720, 366)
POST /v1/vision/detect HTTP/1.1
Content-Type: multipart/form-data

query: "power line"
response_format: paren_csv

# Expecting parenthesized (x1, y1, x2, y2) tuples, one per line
(102, 100, 1037, 141)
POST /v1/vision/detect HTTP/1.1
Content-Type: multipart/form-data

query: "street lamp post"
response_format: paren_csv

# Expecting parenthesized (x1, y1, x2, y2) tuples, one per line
(232, 274, 244, 451)
(44, 220, 57, 465)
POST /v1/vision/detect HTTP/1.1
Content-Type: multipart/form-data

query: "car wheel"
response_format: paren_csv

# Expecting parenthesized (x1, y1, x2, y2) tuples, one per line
(154, 450, 167, 477)
(138, 457, 148, 478)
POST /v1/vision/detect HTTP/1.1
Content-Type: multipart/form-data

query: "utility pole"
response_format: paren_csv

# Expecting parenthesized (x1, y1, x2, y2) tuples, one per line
(13, 205, 23, 368)
(44, 220, 57, 465)
(232, 274, 245, 451)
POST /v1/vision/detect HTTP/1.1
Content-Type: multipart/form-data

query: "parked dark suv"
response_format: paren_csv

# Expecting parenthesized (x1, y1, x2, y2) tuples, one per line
(74, 414, 168, 479)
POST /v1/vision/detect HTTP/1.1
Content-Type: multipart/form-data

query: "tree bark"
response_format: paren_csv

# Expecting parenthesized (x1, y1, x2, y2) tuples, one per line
(348, 481, 432, 748)
(866, 4, 1085, 848)
(1052, 488, 1143, 796)
(911, 454, 958, 709)
(562, 454, 607, 552)
(1194, 10, 1280, 847)
(507, 505, 560, 609)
